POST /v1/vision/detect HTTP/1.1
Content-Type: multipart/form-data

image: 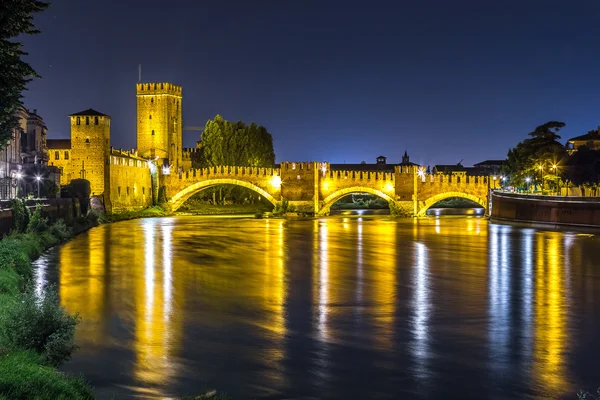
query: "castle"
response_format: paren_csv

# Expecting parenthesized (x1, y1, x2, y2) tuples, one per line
(47, 82, 184, 212)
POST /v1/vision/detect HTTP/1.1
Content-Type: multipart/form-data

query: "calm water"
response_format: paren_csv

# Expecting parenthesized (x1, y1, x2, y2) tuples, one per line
(35, 216, 600, 399)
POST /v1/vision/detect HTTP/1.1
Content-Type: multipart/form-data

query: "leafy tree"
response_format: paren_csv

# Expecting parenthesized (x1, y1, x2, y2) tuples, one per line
(195, 115, 276, 204)
(503, 121, 568, 187)
(199, 115, 275, 167)
(0, 0, 49, 149)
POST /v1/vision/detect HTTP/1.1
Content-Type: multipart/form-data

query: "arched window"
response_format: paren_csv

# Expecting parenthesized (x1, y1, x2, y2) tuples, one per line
(85, 137, 90, 143)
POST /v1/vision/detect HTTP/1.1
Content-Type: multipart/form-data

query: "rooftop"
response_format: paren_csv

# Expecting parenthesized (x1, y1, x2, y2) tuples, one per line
(473, 160, 505, 167)
(68, 108, 110, 117)
(46, 139, 71, 149)
(567, 130, 600, 142)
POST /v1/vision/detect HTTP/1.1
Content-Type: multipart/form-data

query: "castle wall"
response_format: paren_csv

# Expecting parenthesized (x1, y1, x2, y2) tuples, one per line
(106, 154, 152, 213)
(48, 148, 75, 186)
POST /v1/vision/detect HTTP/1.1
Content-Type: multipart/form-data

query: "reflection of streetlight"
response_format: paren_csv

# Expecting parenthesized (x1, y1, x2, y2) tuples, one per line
(35, 176, 41, 199)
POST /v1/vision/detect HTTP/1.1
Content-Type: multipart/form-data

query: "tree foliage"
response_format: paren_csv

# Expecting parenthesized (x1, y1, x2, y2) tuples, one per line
(194, 115, 276, 204)
(199, 114, 275, 167)
(0, 0, 49, 149)
(503, 121, 568, 186)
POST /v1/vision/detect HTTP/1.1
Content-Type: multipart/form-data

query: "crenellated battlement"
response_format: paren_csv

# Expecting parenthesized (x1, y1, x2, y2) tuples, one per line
(177, 166, 280, 180)
(136, 82, 182, 96)
(280, 161, 313, 171)
(325, 170, 395, 182)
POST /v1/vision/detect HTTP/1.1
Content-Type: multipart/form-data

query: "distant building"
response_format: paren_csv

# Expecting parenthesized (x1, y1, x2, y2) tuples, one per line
(433, 163, 467, 176)
(472, 159, 505, 176)
(21, 109, 48, 165)
(329, 152, 419, 172)
(566, 128, 600, 154)
(0, 108, 26, 199)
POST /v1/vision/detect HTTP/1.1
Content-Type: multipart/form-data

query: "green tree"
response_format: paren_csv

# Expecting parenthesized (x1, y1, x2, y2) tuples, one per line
(0, 0, 49, 149)
(199, 115, 275, 167)
(503, 121, 567, 187)
(196, 115, 276, 204)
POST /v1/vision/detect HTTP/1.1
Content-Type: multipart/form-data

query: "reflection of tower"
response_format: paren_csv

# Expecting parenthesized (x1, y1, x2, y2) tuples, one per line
(136, 83, 183, 170)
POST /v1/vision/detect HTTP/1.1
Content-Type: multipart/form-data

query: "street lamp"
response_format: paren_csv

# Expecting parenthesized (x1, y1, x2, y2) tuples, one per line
(525, 176, 531, 192)
(35, 176, 41, 199)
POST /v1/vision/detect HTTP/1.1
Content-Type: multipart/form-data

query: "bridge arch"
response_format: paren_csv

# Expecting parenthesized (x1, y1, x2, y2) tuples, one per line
(319, 186, 395, 216)
(168, 178, 278, 212)
(417, 191, 486, 217)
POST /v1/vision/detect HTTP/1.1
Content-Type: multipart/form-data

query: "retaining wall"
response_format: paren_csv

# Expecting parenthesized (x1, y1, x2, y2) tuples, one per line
(0, 198, 82, 236)
(490, 191, 600, 227)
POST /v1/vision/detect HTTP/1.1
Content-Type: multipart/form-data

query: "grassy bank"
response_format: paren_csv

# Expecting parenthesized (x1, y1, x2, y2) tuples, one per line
(0, 201, 98, 399)
(102, 206, 168, 222)
(177, 202, 271, 215)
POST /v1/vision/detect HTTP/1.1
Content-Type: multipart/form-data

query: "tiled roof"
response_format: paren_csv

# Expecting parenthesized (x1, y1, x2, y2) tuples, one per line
(46, 139, 71, 149)
(68, 109, 110, 117)
(567, 130, 600, 142)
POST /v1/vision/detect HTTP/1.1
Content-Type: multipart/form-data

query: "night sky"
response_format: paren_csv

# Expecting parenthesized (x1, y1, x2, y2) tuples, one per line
(21, 0, 600, 166)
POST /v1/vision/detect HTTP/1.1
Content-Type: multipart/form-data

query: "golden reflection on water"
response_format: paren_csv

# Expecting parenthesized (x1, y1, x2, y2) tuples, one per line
(534, 233, 568, 393)
(53, 217, 586, 398)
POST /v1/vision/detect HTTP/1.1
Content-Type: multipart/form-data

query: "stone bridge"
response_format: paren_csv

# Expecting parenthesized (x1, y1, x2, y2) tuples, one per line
(160, 162, 498, 216)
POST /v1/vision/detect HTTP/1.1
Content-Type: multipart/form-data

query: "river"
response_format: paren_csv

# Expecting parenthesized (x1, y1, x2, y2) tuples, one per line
(34, 216, 600, 399)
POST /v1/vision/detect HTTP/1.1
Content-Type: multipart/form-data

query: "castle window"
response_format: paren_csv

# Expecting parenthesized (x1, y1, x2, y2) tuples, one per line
(86, 116, 89, 125)
(94, 116, 99, 125)
(142, 187, 145, 195)
(76, 117, 81, 125)
(64, 151, 69, 160)
(149, 115, 152, 120)
(54, 151, 59, 160)
(126, 187, 130, 196)
(151, 98, 154, 104)
(118, 187, 121, 196)
(152, 130, 155, 136)
(85, 137, 90, 143)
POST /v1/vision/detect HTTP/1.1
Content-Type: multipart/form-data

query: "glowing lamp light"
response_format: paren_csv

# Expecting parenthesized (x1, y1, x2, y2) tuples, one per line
(15, 172, 22, 180)
(271, 175, 281, 188)
(162, 165, 171, 175)
(147, 160, 156, 174)
(525, 177, 531, 183)
(35, 176, 41, 182)
(417, 167, 425, 178)
(493, 175, 497, 181)
(384, 182, 394, 192)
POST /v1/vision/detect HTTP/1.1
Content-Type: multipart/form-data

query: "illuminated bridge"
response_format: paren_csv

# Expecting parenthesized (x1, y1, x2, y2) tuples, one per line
(161, 161, 497, 216)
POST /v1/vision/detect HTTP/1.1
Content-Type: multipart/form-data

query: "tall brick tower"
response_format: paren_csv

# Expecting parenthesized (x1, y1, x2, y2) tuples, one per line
(136, 82, 183, 171)
(69, 109, 110, 196)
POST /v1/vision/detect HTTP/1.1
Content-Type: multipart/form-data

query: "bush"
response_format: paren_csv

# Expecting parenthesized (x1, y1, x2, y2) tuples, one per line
(48, 220, 72, 242)
(0, 269, 20, 297)
(0, 350, 94, 399)
(0, 287, 79, 367)
(27, 204, 49, 234)
(9, 198, 30, 233)
(0, 238, 33, 281)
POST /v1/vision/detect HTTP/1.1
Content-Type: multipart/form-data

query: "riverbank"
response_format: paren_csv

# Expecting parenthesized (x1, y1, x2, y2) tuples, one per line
(0, 202, 99, 399)
(177, 203, 272, 215)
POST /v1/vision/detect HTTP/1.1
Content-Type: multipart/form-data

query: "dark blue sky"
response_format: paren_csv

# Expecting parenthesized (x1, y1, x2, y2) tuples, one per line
(21, 0, 600, 166)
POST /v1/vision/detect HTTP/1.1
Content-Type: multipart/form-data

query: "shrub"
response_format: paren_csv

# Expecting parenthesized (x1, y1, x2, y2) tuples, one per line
(0, 350, 94, 399)
(48, 220, 72, 242)
(0, 269, 20, 297)
(27, 204, 49, 234)
(0, 287, 79, 367)
(0, 238, 33, 281)
(9, 198, 30, 233)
